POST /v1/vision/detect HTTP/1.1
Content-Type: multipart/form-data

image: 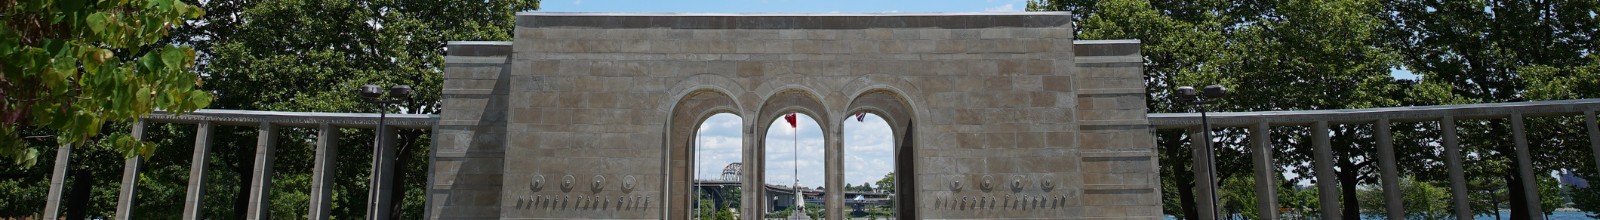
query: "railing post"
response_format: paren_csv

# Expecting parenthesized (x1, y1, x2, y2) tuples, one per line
(310, 123, 340, 220)
(182, 122, 214, 220)
(1443, 116, 1471, 220)
(114, 120, 147, 220)
(246, 122, 278, 220)
(1311, 121, 1340, 220)
(1587, 111, 1599, 184)
(368, 125, 397, 220)
(1376, 118, 1404, 219)
(1189, 127, 1217, 220)
(1249, 122, 1277, 219)
(42, 144, 72, 220)
(1510, 114, 1544, 219)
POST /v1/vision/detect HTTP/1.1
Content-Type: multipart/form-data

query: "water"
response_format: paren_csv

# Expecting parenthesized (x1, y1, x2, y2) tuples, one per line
(1162, 211, 1597, 220)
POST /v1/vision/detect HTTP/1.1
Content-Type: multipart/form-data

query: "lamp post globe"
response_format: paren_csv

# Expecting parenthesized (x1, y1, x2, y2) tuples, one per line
(1203, 85, 1227, 98)
(360, 84, 384, 99)
(389, 85, 413, 100)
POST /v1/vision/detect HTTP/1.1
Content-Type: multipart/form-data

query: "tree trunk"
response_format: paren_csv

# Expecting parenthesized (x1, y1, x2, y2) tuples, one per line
(1163, 131, 1199, 220)
(1492, 122, 1529, 220)
(66, 166, 92, 220)
(233, 136, 253, 220)
(387, 130, 422, 220)
(1507, 173, 1528, 220)
(1337, 160, 1361, 220)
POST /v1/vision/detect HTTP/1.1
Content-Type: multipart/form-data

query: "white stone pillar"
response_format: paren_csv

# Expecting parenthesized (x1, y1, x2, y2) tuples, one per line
(1249, 123, 1277, 219)
(114, 120, 147, 220)
(246, 122, 278, 220)
(1188, 127, 1216, 220)
(367, 125, 396, 220)
(182, 122, 214, 220)
(1510, 114, 1544, 220)
(42, 144, 72, 220)
(309, 123, 340, 220)
(1376, 118, 1404, 220)
(1443, 116, 1471, 220)
(1587, 111, 1600, 178)
(1311, 121, 1340, 220)
(825, 119, 844, 220)
(743, 117, 763, 220)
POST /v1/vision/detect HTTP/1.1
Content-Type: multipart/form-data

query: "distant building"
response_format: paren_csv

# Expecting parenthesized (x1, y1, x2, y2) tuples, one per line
(1560, 170, 1589, 188)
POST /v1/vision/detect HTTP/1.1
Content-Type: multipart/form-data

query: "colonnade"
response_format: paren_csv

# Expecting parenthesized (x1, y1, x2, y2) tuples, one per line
(37, 109, 437, 220)
(1151, 98, 1600, 220)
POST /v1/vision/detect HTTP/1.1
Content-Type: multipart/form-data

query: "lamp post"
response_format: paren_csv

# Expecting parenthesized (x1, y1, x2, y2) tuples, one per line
(358, 84, 411, 220)
(1176, 85, 1226, 220)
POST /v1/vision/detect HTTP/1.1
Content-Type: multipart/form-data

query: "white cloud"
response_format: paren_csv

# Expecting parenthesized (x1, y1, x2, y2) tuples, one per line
(985, 3, 1018, 12)
(844, 114, 895, 185)
(573, 0, 583, 5)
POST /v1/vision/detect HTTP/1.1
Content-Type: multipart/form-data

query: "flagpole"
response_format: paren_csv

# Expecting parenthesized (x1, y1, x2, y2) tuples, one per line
(793, 112, 800, 216)
(691, 130, 697, 218)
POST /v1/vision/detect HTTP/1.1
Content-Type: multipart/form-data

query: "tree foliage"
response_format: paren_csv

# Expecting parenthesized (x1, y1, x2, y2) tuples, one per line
(0, 0, 213, 166)
(1032, 0, 1599, 219)
(158, 0, 539, 218)
(0, 0, 539, 218)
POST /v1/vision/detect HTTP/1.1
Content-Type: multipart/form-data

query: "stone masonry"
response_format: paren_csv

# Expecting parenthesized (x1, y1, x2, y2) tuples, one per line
(429, 12, 1158, 219)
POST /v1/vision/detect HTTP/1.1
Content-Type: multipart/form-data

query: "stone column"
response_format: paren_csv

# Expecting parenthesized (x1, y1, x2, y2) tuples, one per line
(1311, 121, 1340, 220)
(1375, 119, 1404, 220)
(1443, 117, 1471, 220)
(182, 122, 214, 220)
(367, 125, 396, 220)
(742, 117, 763, 220)
(115, 120, 147, 220)
(825, 119, 844, 220)
(1188, 128, 1216, 220)
(246, 122, 278, 220)
(1510, 114, 1544, 220)
(309, 123, 340, 220)
(1249, 123, 1276, 219)
(1588, 111, 1600, 176)
(42, 144, 72, 220)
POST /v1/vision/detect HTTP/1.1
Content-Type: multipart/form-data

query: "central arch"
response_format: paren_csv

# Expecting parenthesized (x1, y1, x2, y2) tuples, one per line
(752, 88, 834, 219)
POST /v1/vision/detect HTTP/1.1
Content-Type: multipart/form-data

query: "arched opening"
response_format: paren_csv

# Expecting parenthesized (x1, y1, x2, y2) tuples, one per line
(762, 113, 826, 219)
(843, 112, 896, 219)
(844, 89, 917, 219)
(692, 113, 742, 219)
(665, 89, 742, 220)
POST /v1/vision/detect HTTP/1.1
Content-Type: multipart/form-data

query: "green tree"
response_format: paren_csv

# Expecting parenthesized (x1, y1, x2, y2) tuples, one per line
(1034, 0, 1403, 218)
(101, 0, 544, 218)
(1356, 176, 1452, 219)
(1384, 0, 1600, 218)
(1573, 180, 1600, 218)
(1, 0, 213, 166)
(875, 172, 893, 193)
(1216, 175, 1260, 219)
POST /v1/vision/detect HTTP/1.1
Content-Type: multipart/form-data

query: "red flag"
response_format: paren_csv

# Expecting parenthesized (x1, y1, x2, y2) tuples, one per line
(855, 112, 866, 122)
(785, 113, 798, 128)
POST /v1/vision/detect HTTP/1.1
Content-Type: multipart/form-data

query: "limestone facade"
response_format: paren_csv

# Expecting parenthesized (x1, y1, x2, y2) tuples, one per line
(430, 13, 1158, 219)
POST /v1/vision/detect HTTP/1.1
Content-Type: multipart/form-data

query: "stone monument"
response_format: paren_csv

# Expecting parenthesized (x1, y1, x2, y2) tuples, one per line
(428, 12, 1158, 219)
